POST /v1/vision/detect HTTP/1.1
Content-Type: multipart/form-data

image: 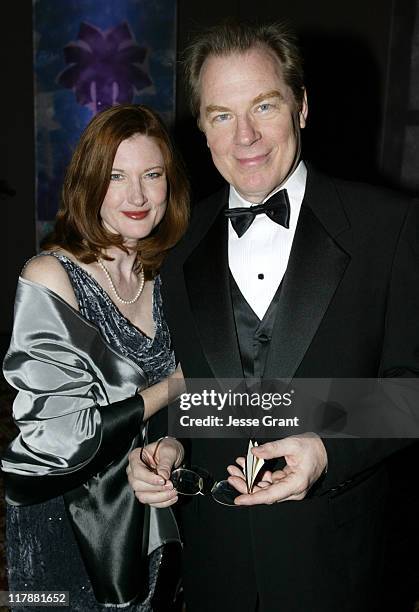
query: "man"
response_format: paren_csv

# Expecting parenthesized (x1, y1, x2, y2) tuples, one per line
(128, 21, 419, 611)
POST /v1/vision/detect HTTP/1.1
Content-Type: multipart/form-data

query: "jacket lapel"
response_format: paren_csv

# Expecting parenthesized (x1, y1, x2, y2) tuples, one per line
(183, 168, 351, 381)
(184, 190, 243, 379)
(264, 168, 351, 379)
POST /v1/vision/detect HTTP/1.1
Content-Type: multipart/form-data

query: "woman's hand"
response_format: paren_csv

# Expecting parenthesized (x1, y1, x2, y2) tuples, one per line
(127, 437, 184, 508)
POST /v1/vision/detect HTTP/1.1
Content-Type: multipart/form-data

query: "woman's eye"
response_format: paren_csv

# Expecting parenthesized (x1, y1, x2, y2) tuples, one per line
(110, 173, 124, 181)
(145, 172, 163, 179)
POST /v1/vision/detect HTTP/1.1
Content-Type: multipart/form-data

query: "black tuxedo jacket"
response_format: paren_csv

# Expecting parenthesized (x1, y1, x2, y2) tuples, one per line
(160, 166, 419, 612)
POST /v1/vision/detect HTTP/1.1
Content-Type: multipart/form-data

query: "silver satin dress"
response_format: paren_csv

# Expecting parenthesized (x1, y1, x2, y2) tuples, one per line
(6, 253, 176, 611)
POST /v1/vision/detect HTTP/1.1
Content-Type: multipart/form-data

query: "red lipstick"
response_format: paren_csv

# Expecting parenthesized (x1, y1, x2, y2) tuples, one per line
(122, 211, 149, 220)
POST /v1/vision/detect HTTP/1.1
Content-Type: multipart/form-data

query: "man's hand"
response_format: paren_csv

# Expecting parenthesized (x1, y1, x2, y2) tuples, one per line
(227, 434, 327, 505)
(127, 437, 184, 508)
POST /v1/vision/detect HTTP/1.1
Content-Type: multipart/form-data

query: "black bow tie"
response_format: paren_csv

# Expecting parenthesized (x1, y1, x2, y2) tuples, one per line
(224, 189, 291, 238)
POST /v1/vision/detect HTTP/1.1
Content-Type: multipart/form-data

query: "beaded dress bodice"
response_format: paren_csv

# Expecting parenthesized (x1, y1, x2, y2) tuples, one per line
(46, 252, 176, 385)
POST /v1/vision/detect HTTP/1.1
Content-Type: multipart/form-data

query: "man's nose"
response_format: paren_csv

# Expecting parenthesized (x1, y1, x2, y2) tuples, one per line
(128, 182, 146, 206)
(234, 114, 261, 146)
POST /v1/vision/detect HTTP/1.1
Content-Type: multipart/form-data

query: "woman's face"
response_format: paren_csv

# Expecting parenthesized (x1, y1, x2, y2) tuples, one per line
(100, 133, 167, 246)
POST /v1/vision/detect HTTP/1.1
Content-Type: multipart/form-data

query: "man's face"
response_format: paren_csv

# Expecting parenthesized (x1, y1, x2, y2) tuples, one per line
(199, 47, 307, 203)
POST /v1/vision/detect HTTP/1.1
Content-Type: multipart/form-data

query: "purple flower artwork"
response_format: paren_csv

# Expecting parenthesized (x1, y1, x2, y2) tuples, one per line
(34, 0, 176, 241)
(57, 21, 152, 112)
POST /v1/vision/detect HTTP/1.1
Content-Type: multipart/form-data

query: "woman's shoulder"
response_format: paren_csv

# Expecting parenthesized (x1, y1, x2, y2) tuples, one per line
(21, 251, 79, 310)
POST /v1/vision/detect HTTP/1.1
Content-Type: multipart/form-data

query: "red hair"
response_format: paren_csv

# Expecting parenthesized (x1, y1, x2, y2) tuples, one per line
(43, 105, 190, 278)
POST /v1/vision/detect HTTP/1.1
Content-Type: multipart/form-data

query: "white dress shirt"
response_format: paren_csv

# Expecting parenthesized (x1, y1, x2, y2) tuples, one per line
(228, 161, 307, 320)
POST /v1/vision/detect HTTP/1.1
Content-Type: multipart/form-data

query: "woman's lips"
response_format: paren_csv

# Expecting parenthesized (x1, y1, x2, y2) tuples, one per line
(122, 210, 150, 220)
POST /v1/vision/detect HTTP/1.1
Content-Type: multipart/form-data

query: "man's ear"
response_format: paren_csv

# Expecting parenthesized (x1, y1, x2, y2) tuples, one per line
(299, 88, 308, 129)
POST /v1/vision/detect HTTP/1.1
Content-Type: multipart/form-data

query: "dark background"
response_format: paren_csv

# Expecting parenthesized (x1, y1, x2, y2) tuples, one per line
(1, 0, 419, 608)
(1, 0, 418, 341)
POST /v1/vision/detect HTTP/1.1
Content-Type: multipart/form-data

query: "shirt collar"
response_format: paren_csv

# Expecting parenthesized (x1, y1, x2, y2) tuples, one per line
(228, 160, 307, 216)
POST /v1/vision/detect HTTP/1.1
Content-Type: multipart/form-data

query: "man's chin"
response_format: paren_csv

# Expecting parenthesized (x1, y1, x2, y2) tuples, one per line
(234, 181, 278, 204)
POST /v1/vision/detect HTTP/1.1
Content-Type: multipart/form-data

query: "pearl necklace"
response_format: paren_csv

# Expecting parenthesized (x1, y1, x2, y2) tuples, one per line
(97, 258, 145, 305)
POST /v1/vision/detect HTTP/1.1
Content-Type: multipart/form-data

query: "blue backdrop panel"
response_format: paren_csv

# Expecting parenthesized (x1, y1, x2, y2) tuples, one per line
(33, 0, 176, 241)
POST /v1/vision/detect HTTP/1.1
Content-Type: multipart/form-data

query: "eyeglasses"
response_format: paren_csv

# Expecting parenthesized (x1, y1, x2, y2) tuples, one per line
(140, 442, 241, 507)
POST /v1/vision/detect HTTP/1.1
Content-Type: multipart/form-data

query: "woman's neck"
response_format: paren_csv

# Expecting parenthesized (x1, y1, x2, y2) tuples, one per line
(100, 245, 138, 281)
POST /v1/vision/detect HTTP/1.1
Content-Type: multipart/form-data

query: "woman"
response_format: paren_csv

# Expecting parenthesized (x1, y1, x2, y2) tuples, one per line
(1, 104, 188, 610)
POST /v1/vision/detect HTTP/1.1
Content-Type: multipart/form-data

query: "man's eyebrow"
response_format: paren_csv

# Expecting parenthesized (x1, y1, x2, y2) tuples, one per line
(205, 90, 285, 117)
(252, 90, 284, 105)
(205, 104, 231, 117)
